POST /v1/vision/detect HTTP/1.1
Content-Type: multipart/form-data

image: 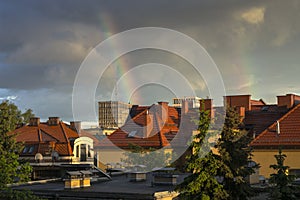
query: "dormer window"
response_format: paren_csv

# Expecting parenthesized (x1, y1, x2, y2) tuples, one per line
(22, 145, 35, 154)
(128, 131, 137, 138)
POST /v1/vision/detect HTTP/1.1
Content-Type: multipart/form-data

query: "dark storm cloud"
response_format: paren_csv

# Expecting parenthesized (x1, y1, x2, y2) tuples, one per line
(0, 0, 300, 121)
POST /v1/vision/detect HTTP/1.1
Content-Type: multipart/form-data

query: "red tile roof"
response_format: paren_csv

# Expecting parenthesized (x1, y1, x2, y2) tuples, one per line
(98, 104, 183, 149)
(243, 105, 287, 136)
(250, 104, 300, 148)
(10, 121, 79, 156)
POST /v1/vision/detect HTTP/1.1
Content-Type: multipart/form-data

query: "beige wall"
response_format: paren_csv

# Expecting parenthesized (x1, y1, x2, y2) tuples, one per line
(252, 149, 300, 178)
(96, 148, 174, 170)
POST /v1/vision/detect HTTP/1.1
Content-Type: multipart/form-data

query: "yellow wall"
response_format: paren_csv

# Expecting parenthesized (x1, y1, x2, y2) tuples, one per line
(97, 149, 125, 166)
(252, 149, 300, 178)
(96, 148, 174, 170)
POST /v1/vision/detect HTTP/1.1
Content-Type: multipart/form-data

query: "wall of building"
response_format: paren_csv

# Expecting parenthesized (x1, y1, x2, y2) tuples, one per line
(96, 148, 174, 171)
(98, 101, 131, 129)
(252, 149, 300, 178)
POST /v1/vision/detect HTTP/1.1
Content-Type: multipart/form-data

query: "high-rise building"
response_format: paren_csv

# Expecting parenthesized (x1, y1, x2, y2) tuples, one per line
(98, 101, 132, 132)
(172, 97, 201, 108)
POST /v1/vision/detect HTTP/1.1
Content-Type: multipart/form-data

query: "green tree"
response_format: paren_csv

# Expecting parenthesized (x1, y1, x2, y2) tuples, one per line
(176, 107, 228, 200)
(0, 100, 37, 199)
(269, 148, 296, 200)
(121, 143, 172, 171)
(21, 109, 35, 124)
(217, 107, 257, 200)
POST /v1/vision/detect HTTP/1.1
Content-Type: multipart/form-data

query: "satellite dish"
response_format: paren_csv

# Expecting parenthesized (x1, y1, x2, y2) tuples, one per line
(51, 151, 59, 161)
(35, 153, 43, 163)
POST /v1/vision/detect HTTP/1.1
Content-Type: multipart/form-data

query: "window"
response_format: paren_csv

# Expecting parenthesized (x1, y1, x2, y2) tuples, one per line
(28, 146, 35, 154)
(22, 146, 29, 154)
(22, 145, 35, 154)
(76, 145, 79, 157)
(88, 145, 91, 158)
(128, 131, 137, 138)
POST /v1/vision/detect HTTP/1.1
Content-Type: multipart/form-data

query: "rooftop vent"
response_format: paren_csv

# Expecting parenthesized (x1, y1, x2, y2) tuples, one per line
(48, 117, 60, 126)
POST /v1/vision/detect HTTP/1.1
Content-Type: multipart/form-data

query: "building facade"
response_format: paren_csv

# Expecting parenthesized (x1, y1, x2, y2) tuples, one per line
(9, 117, 97, 179)
(98, 101, 132, 134)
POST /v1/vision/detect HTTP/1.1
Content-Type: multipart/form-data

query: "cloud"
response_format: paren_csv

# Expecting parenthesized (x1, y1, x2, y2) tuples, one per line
(0, 95, 18, 101)
(240, 7, 265, 25)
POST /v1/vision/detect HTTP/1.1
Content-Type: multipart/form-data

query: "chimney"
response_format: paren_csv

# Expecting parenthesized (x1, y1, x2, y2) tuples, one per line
(235, 106, 245, 121)
(277, 94, 295, 109)
(158, 102, 169, 123)
(70, 121, 81, 133)
(224, 95, 251, 111)
(29, 117, 40, 126)
(144, 112, 154, 138)
(200, 99, 214, 118)
(48, 117, 60, 126)
(181, 99, 189, 114)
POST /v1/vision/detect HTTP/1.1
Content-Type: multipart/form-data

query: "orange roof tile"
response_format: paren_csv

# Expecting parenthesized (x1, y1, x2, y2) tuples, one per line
(98, 103, 184, 149)
(10, 121, 79, 156)
(250, 104, 300, 148)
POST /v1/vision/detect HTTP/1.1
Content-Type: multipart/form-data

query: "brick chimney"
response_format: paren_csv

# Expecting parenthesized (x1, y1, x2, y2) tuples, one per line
(235, 106, 245, 121)
(48, 117, 60, 126)
(200, 99, 214, 118)
(277, 94, 300, 109)
(181, 99, 189, 114)
(29, 117, 40, 126)
(70, 121, 81, 133)
(158, 102, 169, 123)
(224, 95, 251, 111)
(144, 111, 154, 138)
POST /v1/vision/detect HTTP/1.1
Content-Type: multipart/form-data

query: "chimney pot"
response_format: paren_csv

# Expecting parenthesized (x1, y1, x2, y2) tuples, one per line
(48, 117, 60, 126)
(157, 102, 169, 122)
(29, 117, 40, 126)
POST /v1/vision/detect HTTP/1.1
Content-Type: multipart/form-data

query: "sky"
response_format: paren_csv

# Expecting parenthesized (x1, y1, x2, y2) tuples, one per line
(0, 0, 300, 126)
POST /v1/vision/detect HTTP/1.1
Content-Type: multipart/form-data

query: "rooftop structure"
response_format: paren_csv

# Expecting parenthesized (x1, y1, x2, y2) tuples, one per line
(98, 101, 132, 133)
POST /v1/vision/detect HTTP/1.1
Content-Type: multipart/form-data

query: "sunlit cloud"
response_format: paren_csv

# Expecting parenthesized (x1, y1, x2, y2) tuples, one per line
(240, 7, 265, 25)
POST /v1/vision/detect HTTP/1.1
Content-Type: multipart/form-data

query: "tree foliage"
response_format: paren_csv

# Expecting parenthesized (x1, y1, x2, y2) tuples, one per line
(121, 143, 172, 171)
(217, 107, 257, 199)
(176, 107, 228, 200)
(269, 148, 296, 200)
(0, 100, 34, 190)
(177, 106, 256, 200)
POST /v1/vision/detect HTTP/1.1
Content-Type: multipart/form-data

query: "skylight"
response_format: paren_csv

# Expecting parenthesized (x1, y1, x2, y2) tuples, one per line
(128, 131, 137, 138)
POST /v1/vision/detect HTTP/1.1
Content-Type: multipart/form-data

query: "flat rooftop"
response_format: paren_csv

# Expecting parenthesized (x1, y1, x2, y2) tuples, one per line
(12, 173, 188, 200)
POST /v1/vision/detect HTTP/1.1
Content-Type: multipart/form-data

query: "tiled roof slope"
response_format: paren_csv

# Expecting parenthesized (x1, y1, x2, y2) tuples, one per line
(243, 105, 288, 136)
(250, 104, 300, 148)
(98, 104, 182, 149)
(10, 121, 79, 156)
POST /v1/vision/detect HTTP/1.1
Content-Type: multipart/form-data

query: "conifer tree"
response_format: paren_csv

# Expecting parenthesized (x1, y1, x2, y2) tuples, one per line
(217, 107, 256, 200)
(176, 107, 228, 200)
(269, 148, 296, 200)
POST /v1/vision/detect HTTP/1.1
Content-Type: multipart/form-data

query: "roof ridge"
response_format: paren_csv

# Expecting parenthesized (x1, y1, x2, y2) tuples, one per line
(250, 103, 300, 145)
(39, 128, 59, 142)
(153, 112, 169, 147)
(59, 122, 71, 155)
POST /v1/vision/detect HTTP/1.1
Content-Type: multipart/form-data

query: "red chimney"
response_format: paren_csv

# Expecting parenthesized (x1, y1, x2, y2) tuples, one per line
(48, 117, 60, 126)
(224, 95, 251, 111)
(158, 102, 169, 122)
(277, 94, 300, 109)
(29, 117, 40, 126)
(181, 99, 189, 114)
(200, 99, 214, 118)
(144, 112, 153, 138)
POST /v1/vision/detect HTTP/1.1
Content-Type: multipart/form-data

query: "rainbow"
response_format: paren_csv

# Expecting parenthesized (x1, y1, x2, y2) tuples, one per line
(97, 12, 138, 104)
